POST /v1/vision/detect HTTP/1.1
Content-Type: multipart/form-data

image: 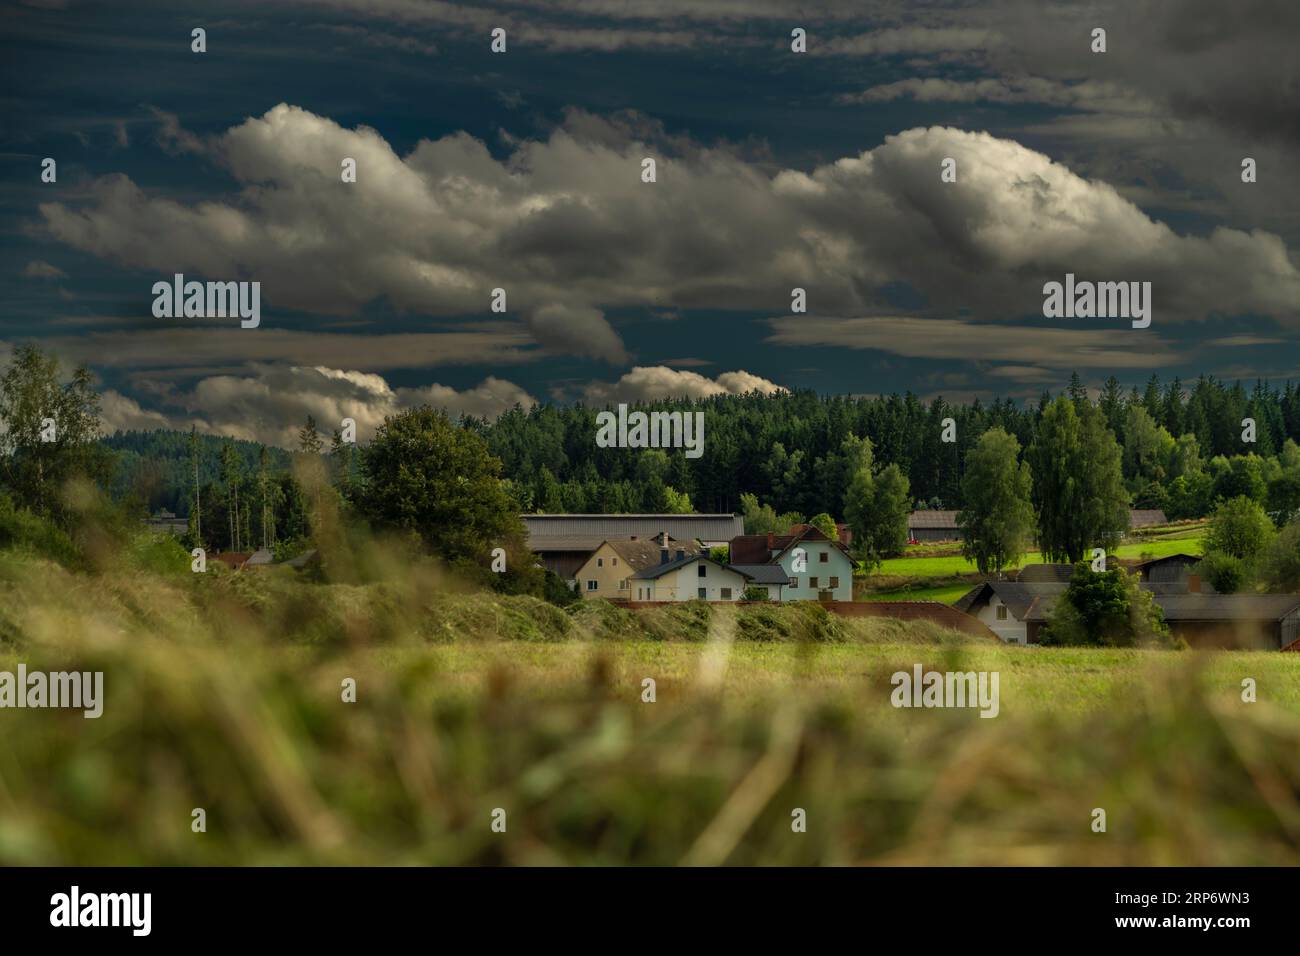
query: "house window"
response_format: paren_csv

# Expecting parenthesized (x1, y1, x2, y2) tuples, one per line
(996, 605, 1008, 621)
(612, 558, 617, 566)
(619, 579, 627, 589)
(698, 587, 707, 599)
(810, 576, 819, 588)
(698, 564, 707, 577)
(721, 588, 732, 600)
(597, 558, 603, 567)
(829, 576, 839, 589)
(819, 552, 828, 563)
(789, 577, 798, 588)
(586, 580, 598, 591)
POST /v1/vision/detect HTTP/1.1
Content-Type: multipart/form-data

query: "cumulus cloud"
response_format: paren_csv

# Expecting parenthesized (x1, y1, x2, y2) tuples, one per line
(23, 259, 66, 279)
(580, 365, 783, 405)
(119, 365, 539, 447)
(99, 389, 173, 432)
(38, 106, 1299, 345)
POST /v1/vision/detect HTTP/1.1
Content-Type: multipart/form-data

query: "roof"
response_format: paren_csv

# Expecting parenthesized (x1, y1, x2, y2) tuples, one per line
(954, 581, 1067, 621)
(1017, 563, 1075, 583)
(1129, 509, 1169, 528)
(908, 510, 960, 529)
(522, 514, 743, 546)
(601, 536, 687, 572)
(727, 564, 790, 584)
(1129, 552, 1201, 569)
(211, 552, 252, 569)
(1155, 594, 1300, 622)
(834, 601, 1000, 640)
(731, 525, 854, 565)
(632, 554, 751, 581)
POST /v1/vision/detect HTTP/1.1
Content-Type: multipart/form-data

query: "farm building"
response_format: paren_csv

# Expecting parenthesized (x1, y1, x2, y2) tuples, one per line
(573, 533, 692, 601)
(728, 525, 854, 602)
(954, 579, 1299, 650)
(630, 552, 752, 603)
(521, 513, 742, 579)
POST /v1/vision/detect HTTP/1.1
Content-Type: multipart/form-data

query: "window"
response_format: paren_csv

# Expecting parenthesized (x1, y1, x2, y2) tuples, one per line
(789, 577, 798, 588)
(819, 552, 828, 563)
(698, 587, 707, 599)
(810, 576, 819, 588)
(586, 580, 598, 591)
(829, 576, 839, 589)
(597, 558, 603, 567)
(996, 605, 1008, 621)
(721, 588, 732, 600)
(612, 558, 617, 566)
(619, 579, 627, 589)
(698, 563, 707, 577)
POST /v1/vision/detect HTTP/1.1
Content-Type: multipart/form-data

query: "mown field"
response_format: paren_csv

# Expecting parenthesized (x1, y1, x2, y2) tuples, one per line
(1, 525, 1297, 867)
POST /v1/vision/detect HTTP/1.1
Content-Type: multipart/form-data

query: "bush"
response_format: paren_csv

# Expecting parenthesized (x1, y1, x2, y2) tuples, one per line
(1040, 564, 1171, 647)
(1197, 552, 1247, 594)
(0, 492, 81, 568)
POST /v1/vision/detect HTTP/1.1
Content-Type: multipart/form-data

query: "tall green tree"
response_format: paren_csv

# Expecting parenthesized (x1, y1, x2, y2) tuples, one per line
(298, 415, 324, 455)
(1027, 397, 1128, 563)
(0, 345, 110, 521)
(846, 462, 910, 570)
(958, 427, 1036, 574)
(357, 406, 527, 569)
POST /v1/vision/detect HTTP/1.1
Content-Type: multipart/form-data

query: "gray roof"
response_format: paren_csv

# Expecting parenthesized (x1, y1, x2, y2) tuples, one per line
(1017, 564, 1075, 583)
(632, 554, 750, 581)
(908, 510, 960, 529)
(1155, 594, 1300, 621)
(954, 581, 1067, 621)
(727, 564, 790, 584)
(1129, 509, 1169, 528)
(522, 514, 742, 546)
(604, 536, 689, 571)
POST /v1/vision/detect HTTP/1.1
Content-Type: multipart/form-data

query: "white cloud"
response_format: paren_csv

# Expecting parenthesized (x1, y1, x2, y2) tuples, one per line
(36, 106, 1300, 363)
(23, 260, 66, 279)
(580, 365, 783, 404)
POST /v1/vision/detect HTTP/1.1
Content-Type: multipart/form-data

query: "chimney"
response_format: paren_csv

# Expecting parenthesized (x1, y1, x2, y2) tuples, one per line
(660, 548, 670, 565)
(1188, 573, 1201, 593)
(766, 531, 774, 550)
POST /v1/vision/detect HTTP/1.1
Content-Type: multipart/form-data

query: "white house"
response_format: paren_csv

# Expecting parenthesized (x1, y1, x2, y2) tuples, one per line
(630, 553, 753, 602)
(727, 526, 854, 602)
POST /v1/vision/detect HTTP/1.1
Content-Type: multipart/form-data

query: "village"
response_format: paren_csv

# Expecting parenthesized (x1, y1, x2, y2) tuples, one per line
(518, 510, 1300, 651)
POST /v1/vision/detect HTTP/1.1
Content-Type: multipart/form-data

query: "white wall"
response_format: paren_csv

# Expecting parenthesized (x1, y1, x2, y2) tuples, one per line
(974, 594, 1027, 644)
(642, 560, 750, 602)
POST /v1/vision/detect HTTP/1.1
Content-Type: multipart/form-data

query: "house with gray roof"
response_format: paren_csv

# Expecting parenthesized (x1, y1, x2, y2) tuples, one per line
(521, 513, 742, 579)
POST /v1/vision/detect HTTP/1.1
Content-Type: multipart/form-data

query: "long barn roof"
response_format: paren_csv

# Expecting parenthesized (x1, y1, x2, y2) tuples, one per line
(521, 513, 742, 546)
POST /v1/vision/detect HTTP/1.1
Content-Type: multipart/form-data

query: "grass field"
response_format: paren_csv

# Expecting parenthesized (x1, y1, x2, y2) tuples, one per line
(860, 582, 975, 605)
(872, 533, 1205, 579)
(2, 526, 1298, 867)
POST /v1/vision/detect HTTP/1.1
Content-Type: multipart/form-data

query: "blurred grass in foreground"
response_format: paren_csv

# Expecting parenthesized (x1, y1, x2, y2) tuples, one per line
(0, 527, 1297, 866)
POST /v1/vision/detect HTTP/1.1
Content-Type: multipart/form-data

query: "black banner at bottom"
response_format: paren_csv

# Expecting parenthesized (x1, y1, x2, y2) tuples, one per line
(0, 866, 1282, 942)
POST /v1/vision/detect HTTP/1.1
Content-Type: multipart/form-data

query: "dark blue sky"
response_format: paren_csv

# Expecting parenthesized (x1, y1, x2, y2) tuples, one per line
(3, 0, 1298, 445)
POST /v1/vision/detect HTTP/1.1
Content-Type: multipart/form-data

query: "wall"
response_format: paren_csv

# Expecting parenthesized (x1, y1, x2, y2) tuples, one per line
(642, 561, 750, 602)
(776, 542, 854, 601)
(573, 543, 635, 600)
(973, 594, 1029, 644)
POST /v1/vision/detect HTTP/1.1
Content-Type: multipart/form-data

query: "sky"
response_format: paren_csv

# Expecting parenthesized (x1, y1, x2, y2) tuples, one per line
(2, 0, 1298, 447)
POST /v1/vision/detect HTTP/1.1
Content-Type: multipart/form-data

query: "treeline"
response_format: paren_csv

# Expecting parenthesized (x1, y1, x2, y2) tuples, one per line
(474, 373, 1300, 523)
(103, 430, 292, 516)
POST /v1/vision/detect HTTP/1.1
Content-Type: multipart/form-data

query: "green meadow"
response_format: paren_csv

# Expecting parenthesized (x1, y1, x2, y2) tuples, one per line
(1, 526, 1297, 867)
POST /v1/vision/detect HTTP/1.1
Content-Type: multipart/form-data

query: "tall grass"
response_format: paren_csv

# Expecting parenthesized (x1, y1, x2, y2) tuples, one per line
(0, 487, 1296, 866)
